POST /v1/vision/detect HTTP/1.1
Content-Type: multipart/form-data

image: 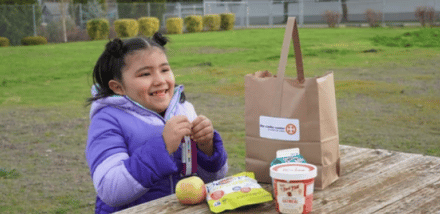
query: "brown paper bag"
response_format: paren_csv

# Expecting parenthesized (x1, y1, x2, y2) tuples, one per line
(244, 17, 340, 190)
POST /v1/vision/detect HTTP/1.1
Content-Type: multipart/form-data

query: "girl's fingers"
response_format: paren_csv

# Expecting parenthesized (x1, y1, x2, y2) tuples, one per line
(192, 118, 211, 133)
(183, 126, 192, 136)
(191, 115, 209, 129)
(176, 123, 192, 137)
(192, 125, 213, 141)
(172, 115, 191, 125)
(191, 115, 205, 126)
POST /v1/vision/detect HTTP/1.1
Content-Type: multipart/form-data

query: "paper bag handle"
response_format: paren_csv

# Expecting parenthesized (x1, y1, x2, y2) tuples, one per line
(277, 17, 304, 82)
(272, 17, 304, 117)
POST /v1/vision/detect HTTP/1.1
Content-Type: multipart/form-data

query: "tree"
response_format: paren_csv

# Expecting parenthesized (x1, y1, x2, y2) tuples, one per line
(116, 0, 165, 19)
(0, 0, 36, 4)
(317, 0, 348, 23)
(283, 0, 297, 23)
(166, 0, 202, 2)
(0, 3, 42, 45)
(341, 0, 348, 22)
(59, 0, 69, 42)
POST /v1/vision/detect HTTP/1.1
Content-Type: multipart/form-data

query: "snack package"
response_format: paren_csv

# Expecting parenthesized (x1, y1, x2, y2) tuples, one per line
(205, 172, 273, 213)
(270, 148, 307, 167)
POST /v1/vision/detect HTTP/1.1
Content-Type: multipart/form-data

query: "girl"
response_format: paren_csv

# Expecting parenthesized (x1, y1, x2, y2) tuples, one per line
(85, 33, 228, 213)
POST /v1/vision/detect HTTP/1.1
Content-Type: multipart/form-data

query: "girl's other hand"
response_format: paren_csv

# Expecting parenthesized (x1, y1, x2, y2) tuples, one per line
(191, 115, 214, 156)
(163, 115, 191, 154)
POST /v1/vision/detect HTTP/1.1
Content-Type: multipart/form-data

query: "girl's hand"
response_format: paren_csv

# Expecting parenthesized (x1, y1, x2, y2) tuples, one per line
(191, 115, 214, 156)
(163, 115, 192, 154)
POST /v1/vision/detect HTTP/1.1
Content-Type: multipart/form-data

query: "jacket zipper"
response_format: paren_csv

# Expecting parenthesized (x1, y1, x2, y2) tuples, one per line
(125, 86, 183, 122)
(126, 87, 183, 195)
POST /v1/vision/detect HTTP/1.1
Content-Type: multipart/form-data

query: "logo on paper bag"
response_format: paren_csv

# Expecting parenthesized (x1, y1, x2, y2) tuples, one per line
(285, 124, 297, 135)
(259, 116, 300, 141)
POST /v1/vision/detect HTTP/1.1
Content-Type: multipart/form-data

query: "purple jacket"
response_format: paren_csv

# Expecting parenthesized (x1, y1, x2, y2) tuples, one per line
(85, 85, 228, 213)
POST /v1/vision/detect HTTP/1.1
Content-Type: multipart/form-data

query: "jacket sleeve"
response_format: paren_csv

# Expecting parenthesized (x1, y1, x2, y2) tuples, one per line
(196, 130, 228, 183)
(86, 109, 178, 207)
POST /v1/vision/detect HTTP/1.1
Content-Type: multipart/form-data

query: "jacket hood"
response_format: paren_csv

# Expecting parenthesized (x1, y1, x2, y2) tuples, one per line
(89, 85, 184, 120)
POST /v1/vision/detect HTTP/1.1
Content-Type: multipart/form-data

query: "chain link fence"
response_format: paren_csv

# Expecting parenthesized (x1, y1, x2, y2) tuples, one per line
(1, 0, 439, 45)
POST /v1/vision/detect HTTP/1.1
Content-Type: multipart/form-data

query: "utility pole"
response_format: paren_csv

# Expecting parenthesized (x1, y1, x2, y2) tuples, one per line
(60, 0, 67, 42)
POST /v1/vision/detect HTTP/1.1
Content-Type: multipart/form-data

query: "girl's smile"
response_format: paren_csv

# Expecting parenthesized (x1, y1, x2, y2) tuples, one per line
(109, 48, 175, 114)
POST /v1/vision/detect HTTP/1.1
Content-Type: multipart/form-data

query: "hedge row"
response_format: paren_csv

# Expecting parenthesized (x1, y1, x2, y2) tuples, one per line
(171, 13, 235, 34)
(0, 13, 235, 46)
(86, 17, 159, 40)
(0, 36, 47, 47)
(21, 36, 47, 46)
(86, 13, 235, 40)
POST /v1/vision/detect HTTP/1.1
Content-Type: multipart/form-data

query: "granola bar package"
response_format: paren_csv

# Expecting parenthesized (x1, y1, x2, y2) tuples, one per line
(205, 172, 273, 213)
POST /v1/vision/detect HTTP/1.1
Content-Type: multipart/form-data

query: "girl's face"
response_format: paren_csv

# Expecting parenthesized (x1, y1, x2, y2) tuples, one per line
(110, 48, 175, 114)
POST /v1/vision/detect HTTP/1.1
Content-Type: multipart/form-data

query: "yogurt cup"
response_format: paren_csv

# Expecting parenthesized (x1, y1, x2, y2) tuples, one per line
(270, 163, 317, 214)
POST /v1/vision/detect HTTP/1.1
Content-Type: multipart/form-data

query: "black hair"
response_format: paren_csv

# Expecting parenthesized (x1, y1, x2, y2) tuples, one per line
(86, 32, 185, 105)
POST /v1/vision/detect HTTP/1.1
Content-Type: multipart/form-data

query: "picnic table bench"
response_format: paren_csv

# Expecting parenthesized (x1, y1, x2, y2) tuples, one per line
(116, 145, 440, 214)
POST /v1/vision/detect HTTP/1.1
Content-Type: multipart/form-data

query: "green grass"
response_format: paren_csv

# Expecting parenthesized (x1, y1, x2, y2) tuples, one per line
(1, 26, 439, 213)
(372, 28, 440, 47)
(0, 168, 20, 179)
(1, 27, 430, 106)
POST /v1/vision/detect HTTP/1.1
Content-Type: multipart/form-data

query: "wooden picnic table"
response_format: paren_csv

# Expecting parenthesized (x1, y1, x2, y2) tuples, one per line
(116, 145, 440, 214)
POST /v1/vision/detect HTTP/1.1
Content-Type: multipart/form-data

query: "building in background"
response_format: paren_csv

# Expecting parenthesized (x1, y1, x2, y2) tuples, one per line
(41, 2, 71, 24)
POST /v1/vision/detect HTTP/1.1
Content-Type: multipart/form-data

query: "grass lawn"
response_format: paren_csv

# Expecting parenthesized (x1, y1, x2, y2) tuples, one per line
(1, 26, 439, 213)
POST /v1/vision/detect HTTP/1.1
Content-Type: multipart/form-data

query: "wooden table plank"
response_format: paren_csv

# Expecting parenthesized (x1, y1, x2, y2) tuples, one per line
(115, 145, 440, 214)
(374, 178, 440, 214)
(320, 157, 440, 213)
(339, 148, 394, 177)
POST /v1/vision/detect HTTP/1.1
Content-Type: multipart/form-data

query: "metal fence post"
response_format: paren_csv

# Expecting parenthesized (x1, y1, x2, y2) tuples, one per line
(246, 2, 249, 28)
(269, 1, 273, 27)
(115, 3, 119, 20)
(338, 0, 342, 24)
(299, 0, 304, 27)
(79, 3, 83, 29)
(177, 3, 181, 18)
(147, 3, 150, 17)
(382, 0, 386, 26)
(33, 4, 37, 36)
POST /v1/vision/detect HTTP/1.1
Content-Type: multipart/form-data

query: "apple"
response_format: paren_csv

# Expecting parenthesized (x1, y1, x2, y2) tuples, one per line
(175, 176, 207, 205)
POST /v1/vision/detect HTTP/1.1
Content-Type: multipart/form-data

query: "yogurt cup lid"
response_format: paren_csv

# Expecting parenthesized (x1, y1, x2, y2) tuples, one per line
(270, 163, 317, 181)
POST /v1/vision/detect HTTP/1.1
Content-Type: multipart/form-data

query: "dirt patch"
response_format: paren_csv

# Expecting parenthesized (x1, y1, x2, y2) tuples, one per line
(0, 106, 95, 213)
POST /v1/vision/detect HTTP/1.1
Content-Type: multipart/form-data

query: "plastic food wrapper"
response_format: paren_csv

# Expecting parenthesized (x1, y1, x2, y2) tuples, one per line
(270, 148, 307, 167)
(205, 172, 273, 213)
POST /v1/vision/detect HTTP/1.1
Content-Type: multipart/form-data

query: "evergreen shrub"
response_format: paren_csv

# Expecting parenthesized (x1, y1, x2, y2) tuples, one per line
(184, 15, 203, 33)
(21, 36, 47, 46)
(86, 18, 109, 40)
(220, 13, 235, 30)
(203, 14, 220, 31)
(114, 19, 139, 38)
(166, 17, 183, 34)
(138, 17, 160, 37)
(0, 37, 10, 47)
